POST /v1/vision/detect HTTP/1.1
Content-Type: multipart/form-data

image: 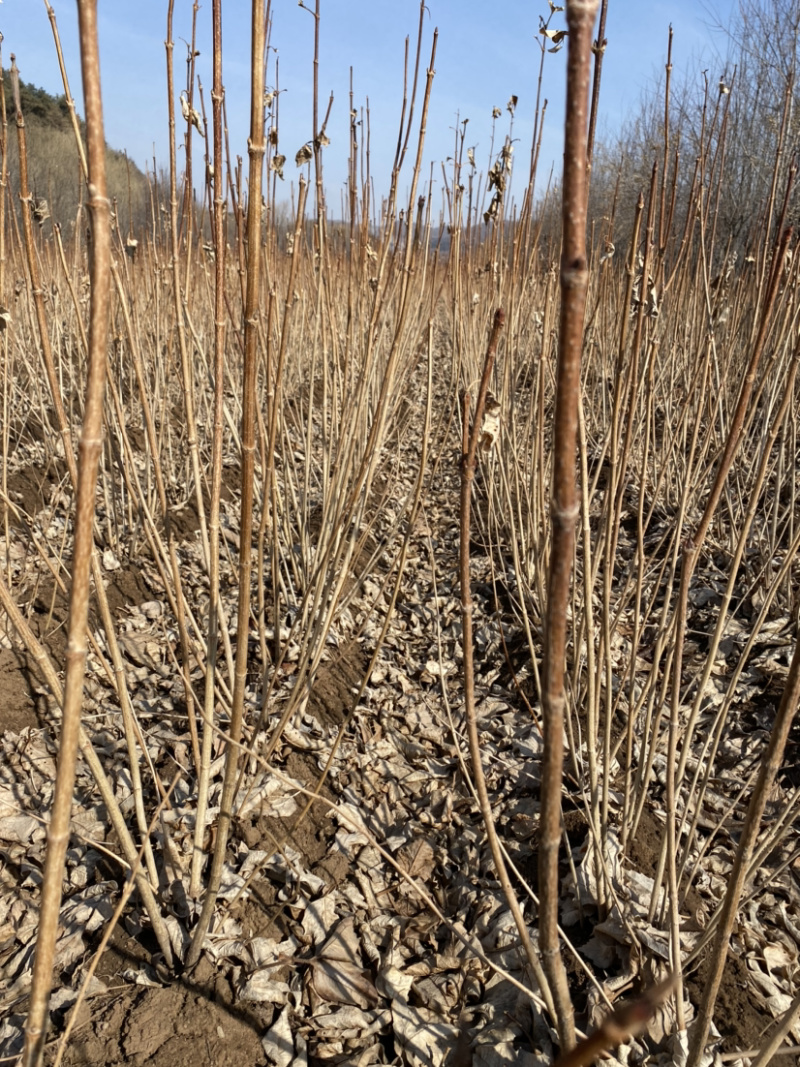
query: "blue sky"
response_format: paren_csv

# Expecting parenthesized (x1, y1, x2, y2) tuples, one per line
(0, 0, 737, 211)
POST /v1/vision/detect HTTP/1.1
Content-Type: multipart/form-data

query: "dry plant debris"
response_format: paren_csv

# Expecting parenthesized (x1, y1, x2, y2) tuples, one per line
(2, 341, 800, 1066)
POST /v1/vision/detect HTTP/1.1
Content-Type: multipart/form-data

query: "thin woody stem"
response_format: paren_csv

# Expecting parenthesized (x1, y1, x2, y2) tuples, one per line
(185, 0, 268, 969)
(539, 0, 600, 1051)
(458, 310, 557, 1022)
(22, 2, 112, 1063)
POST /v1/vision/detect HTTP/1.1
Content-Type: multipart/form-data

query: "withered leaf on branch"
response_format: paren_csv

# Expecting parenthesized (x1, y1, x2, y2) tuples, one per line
(488, 160, 506, 193)
(479, 394, 502, 453)
(541, 27, 568, 43)
(484, 195, 501, 224)
(179, 92, 202, 132)
(296, 144, 313, 166)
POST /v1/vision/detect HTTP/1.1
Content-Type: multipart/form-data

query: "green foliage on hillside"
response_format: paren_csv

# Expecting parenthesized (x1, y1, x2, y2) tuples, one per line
(3, 77, 74, 132)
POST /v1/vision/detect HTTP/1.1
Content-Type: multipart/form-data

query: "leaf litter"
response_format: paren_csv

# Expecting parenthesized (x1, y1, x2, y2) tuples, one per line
(0, 360, 799, 1067)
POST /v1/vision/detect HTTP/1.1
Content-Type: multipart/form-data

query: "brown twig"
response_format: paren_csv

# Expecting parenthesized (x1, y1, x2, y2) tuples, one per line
(21, 2, 112, 1062)
(688, 636, 800, 1065)
(458, 309, 557, 1022)
(539, 0, 600, 1051)
(553, 976, 677, 1067)
(185, 0, 268, 970)
(190, 0, 228, 899)
(585, 0, 608, 176)
(666, 222, 792, 1030)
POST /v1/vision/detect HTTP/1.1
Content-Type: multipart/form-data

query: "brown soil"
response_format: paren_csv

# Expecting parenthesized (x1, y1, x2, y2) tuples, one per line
(45, 745, 348, 1067)
(24, 580, 74, 662)
(0, 649, 45, 733)
(168, 502, 204, 541)
(18, 560, 150, 666)
(509, 803, 588, 895)
(6, 460, 68, 526)
(625, 806, 663, 880)
(125, 423, 147, 454)
(235, 748, 351, 943)
(50, 975, 269, 1067)
(0, 562, 155, 737)
(167, 469, 238, 542)
(685, 951, 771, 1057)
(630, 808, 769, 1056)
(306, 503, 381, 595)
(22, 409, 57, 446)
(306, 641, 368, 727)
(626, 806, 708, 922)
(105, 566, 151, 617)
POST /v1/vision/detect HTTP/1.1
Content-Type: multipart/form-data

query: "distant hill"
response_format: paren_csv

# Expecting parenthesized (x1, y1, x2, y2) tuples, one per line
(2, 76, 153, 238)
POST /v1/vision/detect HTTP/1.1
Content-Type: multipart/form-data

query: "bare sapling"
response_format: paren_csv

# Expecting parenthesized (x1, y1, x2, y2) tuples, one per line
(35, 3, 167, 893)
(663, 221, 792, 1024)
(687, 635, 800, 1065)
(165, 0, 211, 575)
(185, 0, 268, 969)
(42, 0, 88, 180)
(22, 2, 111, 1063)
(190, 0, 227, 899)
(458, 308, 557, 1024)
(585, 0, 608, 177)
(539, 0, 600, 1051)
